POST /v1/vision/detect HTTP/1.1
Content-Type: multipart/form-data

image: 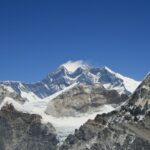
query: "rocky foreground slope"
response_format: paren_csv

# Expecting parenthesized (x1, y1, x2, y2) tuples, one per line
(0, 104, 58, 150)
(60, 73, 150, 150)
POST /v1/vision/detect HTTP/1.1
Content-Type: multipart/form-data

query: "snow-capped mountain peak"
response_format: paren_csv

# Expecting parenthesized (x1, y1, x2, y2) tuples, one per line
(60, 60, 90, 73)
(0, 61, 141, 100)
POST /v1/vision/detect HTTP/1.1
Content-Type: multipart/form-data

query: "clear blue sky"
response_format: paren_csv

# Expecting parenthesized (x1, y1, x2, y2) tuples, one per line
(0, 0, 150, 82)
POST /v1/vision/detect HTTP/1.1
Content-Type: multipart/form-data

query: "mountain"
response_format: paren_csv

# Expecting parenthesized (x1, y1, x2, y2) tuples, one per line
(0, 61, 140, 101)
(0, 61, 148, 150)
(60, 73, 150, 150)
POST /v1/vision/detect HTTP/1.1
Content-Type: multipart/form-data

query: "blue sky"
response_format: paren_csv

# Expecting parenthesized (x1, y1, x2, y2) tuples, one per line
(0, 0, 150, 82)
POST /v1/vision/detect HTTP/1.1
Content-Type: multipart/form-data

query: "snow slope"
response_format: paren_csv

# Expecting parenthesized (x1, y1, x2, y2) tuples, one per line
(102, 66, 140, 94)
(0, 84, 115, 141)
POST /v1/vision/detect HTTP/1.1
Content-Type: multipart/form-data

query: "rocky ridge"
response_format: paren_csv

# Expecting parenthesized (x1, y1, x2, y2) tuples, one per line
(59, 73, 150, 150)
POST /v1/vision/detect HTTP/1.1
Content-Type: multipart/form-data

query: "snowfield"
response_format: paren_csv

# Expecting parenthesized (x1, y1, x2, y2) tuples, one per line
(0, 84, 115, 141)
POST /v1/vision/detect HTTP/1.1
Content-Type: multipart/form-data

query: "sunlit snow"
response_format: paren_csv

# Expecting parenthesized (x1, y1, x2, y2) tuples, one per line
(61, 60, 89, 73)
(103, 66, 140, 93)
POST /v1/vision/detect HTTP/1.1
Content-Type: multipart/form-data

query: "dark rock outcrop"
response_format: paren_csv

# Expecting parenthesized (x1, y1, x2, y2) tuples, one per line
(0, 104, 58, 150)
(60, 111, 150, 150)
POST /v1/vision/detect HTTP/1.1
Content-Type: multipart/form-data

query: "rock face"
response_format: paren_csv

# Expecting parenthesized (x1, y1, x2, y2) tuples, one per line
(60, 74, 150, 150)
(46, 84, 128, 117)
(0, 104, 58, 150)
(128, 73, 150, 109)
(60, 117, 150, 150)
